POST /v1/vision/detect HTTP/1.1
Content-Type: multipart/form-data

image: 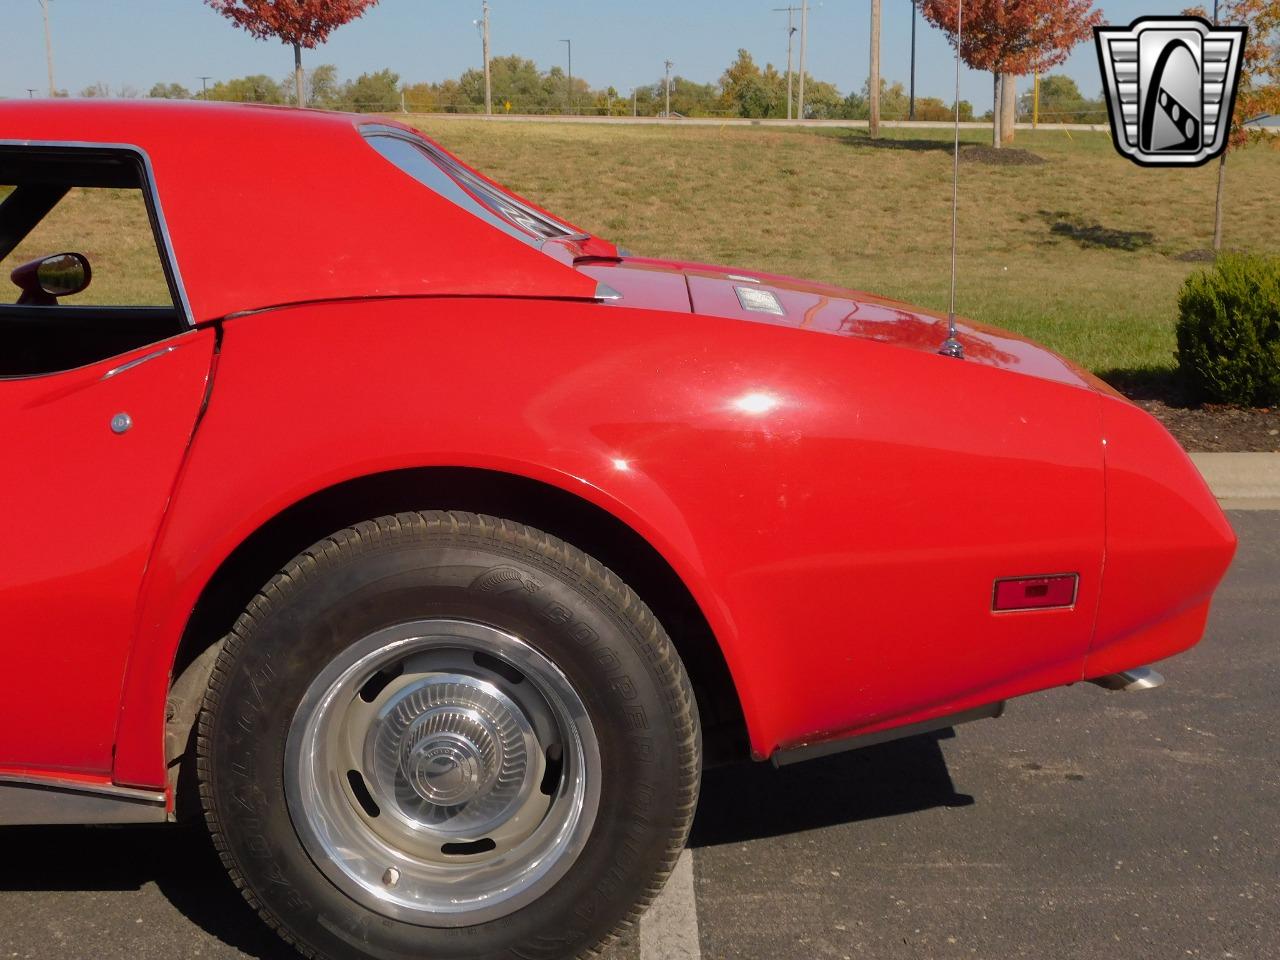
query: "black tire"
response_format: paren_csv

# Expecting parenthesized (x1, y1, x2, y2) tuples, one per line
(198, 511, 701, 960)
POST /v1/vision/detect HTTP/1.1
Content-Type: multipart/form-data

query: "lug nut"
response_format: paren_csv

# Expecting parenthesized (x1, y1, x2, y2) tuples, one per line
(382, 867, 400, 887)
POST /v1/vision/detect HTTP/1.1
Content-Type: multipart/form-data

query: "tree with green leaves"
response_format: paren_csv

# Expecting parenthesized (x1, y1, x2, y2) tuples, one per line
(307, 64, 341, 108)
(205, 74, 286, 104)
(1017, 73, 1104, 123)
(458, 56, 547, 114)
(148, 82, 191, 100)
(719, 50, 788, 118)
(343, 69, 400, 112)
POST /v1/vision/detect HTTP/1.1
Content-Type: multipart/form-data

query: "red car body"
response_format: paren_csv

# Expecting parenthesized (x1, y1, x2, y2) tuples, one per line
(0, 101, 1236, 814)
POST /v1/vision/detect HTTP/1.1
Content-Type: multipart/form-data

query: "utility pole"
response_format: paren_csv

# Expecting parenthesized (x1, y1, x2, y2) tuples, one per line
(664, 59, 673, 118)
(1212, 0, 1225, 250)
(774, 6, 800, 121)
(480, 1, 492, 115)
(199, 76, 212, 99)
(908, 0, 917, 121)
(797, 0, 808, 119)
(41, 0, 56, 97)
(869, 0, 881, 136)
(27, 88, 37, 99)
(560, 38, 572, 114)
(632, 88, 637, 117)
(1032, 70, 1040, 128)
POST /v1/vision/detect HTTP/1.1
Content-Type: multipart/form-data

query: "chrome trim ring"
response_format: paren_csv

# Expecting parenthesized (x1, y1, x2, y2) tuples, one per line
(285, 620, 601, 927)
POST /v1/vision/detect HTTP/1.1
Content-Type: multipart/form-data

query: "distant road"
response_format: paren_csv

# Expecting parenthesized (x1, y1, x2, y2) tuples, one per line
(404, 113, 1110, 133)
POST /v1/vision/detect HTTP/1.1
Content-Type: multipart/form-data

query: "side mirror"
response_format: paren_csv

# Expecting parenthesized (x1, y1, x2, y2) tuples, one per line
(11, 253, 93, 306)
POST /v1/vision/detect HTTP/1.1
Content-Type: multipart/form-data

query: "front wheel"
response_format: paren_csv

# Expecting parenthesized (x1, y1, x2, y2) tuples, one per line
(198, 512, 701, 960)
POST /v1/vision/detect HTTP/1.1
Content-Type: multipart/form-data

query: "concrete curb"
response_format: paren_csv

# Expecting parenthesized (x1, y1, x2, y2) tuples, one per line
(1190, 453, 1280, 511)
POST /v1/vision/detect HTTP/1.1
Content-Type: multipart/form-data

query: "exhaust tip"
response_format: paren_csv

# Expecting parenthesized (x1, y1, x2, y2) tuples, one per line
(1089, 666, 1165, 692)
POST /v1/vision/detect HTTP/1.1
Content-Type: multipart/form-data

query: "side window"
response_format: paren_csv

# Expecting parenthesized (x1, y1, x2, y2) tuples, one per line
(0, 147, 187, 378)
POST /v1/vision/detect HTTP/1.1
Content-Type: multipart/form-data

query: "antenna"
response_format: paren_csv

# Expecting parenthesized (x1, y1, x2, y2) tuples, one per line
(938, 0, 965, 360)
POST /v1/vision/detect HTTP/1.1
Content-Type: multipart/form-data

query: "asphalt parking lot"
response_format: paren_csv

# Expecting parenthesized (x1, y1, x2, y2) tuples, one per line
(2, 511, 1275, 960)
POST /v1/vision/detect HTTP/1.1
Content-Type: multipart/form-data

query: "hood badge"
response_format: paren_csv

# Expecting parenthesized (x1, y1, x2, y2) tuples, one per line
(735, 285, 786, 317)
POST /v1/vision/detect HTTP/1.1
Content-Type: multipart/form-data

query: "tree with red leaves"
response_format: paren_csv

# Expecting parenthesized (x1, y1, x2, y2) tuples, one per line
(205, 0, 380, 108)
(917, 0, 1104, 146)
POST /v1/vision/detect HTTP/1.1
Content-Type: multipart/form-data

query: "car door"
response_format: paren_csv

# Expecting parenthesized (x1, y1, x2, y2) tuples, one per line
(0, 144, 215, 777)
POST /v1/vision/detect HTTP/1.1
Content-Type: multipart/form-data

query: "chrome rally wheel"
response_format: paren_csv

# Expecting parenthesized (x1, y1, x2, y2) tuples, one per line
(286, 619, 601, 925)
(199, 512, 701, 960)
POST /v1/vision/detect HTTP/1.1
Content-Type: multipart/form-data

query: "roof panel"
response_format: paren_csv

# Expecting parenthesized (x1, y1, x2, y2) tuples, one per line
(0, 100, 597, 321)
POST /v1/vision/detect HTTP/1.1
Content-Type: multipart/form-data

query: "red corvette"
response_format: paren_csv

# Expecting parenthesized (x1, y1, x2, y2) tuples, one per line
(0, 101, 1235, 960)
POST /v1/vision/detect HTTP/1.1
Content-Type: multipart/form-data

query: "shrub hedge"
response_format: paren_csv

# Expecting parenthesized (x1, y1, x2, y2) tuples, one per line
(1175, 253, 1280, 407)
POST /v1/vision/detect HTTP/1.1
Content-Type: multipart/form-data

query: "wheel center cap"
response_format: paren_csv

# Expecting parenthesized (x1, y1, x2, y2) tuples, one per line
(372, 672, 537, 836)
(399, 707, 502, 808)
(407, 735, 485, 806)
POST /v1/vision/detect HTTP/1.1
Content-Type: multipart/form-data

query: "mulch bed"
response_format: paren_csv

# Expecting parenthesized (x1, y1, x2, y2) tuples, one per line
(1107, 374, 1280, 452)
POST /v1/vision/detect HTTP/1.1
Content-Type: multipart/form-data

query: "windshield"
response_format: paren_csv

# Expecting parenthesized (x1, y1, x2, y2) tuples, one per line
(363, 128, 584, 247)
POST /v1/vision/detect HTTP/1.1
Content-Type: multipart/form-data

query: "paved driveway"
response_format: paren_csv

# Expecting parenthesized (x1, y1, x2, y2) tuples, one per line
(2, 512, 1275, 960)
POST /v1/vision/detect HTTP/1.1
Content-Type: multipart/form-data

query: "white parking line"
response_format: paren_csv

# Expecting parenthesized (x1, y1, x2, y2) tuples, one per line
(640, 848, 702, 960)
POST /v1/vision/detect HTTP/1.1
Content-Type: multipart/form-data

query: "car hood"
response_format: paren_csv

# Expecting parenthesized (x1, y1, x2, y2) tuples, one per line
(578, 256, 1110, 393)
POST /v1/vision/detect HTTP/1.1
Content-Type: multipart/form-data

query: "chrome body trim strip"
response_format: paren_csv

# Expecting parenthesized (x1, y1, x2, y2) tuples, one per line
(772, 701, 1006, 767)
(0, 774, 167, 825)
(101, 344, 177, 380)
(0, 773, 165, 803)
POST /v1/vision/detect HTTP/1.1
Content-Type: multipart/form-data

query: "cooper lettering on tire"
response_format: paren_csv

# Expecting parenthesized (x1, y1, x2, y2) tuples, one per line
(198, 511, 701, 960)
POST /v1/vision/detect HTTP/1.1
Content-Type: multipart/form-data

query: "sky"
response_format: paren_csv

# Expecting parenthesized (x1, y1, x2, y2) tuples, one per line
(4, 1, 1204, 107)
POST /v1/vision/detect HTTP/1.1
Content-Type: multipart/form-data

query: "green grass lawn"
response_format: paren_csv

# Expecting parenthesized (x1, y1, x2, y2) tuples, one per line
(4, 121, 1276, 379)
(0, 185, 171, 307)
(408, 119, 1280, 379)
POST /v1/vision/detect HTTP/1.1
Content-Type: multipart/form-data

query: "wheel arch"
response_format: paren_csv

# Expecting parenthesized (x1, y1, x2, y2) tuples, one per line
(164, 466, 749, 812)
